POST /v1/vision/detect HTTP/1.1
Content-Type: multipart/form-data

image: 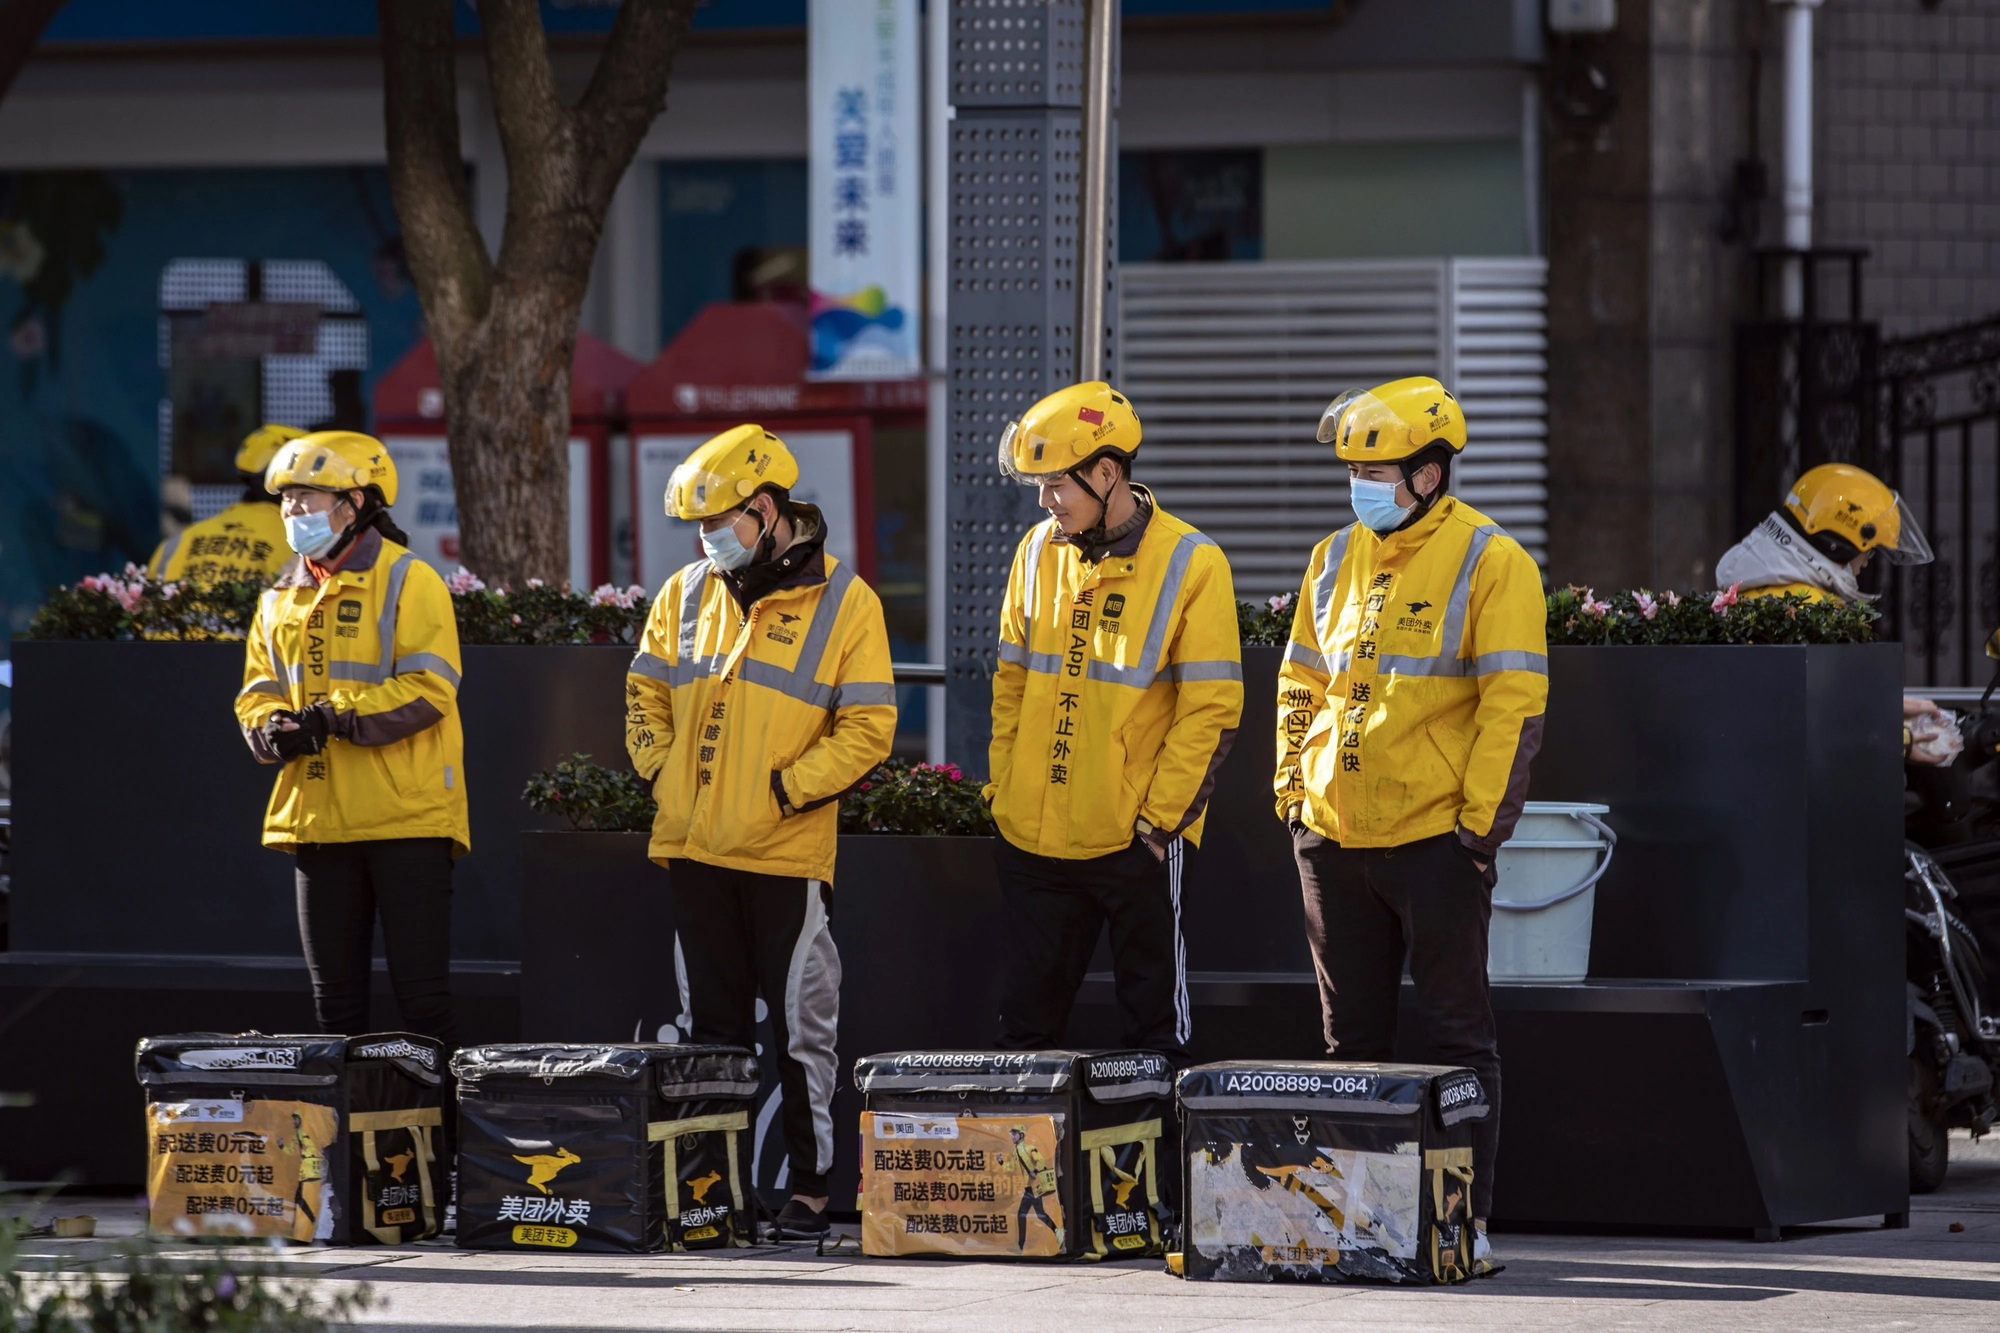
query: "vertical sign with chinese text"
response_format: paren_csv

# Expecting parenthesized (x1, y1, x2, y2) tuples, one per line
(808, 0, 921, 379)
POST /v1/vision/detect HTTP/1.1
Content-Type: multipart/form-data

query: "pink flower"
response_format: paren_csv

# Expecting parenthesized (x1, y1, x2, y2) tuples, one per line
(445, 567, 486, 595)
(859, 782, 872, 791)
(1580, 589, 1612, 618)
(526, 578, 545, 590)
(1711, 583, 1741, 614)
(1634, 592, 1659, 621)
(114, 585, 144, 613)
(1664, 591, 1682, 608)
(510, 613, 522, 625)
(1267, 591, 1295, 616)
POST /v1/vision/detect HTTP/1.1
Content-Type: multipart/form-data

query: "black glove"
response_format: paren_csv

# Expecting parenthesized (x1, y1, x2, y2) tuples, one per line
(265, 703, 334, 761)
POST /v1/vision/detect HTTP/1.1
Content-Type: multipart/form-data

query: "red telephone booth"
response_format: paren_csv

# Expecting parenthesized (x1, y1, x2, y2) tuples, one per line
(626, 301, 925, 588)
(372, 333, 642, 587)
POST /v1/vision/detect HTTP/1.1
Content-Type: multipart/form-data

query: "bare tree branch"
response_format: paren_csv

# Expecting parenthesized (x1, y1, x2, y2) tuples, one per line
(0, 0, 70, 107)
(378, 0, 491, 345)
(574, 0, 698, 211)
(478, 0, 570, 253)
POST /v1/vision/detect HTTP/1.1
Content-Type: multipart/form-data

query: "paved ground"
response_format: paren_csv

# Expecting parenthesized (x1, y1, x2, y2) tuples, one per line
(10, 1133, 1999, 1331)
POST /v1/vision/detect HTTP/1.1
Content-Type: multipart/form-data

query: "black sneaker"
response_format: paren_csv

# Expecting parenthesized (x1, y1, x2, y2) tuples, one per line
(772, 1198, 829, 1239)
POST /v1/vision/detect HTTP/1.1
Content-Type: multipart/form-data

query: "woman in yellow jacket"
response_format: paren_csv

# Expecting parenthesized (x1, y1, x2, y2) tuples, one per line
(626, 425, 895, 1238)
(233, 432, 467, 1053)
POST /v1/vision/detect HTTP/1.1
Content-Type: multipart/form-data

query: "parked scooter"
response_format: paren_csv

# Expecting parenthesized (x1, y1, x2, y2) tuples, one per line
(1904, 650, 2000, 1191)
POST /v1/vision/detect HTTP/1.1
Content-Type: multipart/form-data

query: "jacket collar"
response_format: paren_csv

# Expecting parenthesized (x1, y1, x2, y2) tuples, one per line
(1369, 494, 1456, 554)
(719, 503, 830, 610)
(1054, 483, 1156, 564)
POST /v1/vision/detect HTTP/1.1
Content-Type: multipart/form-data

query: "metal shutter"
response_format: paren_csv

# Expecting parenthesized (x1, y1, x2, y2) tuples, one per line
(1119, 257, 1548, 601)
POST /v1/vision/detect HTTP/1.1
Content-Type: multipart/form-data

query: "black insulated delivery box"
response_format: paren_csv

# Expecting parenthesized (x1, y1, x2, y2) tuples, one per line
(135, 1031, 447, 1245)
(1177, 1060, 1487, 1284)
(853, 1049, 1175, 1260)
(451, 1043, 758, 1254)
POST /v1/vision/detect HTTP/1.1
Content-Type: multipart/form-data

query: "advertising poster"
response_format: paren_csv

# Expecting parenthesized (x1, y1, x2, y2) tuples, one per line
(147, 1098, 338, 1243)
(860, 1112, 1066, 1258)
(806, 0, 921, 378)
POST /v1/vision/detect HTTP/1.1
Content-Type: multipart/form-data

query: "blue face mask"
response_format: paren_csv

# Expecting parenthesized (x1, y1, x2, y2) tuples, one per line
(1349, 476, 1412, 533)
(700, 511, 764, 571)
(284, 509, 343, 559)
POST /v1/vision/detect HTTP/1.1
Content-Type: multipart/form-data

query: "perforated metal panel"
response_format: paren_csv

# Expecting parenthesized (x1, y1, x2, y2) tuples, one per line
(944, 0, 1117, 769)
(949, 0, 1085, 109)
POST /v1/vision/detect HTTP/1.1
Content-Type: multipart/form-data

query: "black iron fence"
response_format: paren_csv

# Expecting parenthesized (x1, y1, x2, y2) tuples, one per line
(1874, 316, 2000, 687)
(1735, 249, 2000, 688)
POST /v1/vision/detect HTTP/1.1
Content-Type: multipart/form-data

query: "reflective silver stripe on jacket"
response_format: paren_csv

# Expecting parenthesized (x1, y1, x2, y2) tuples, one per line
(1019, 520, 1053, 632)
(153, 532, 183, 578)
(322, 554, 460, 687)
(1311, 526, 1354, 647)
(736, 563, 862, 709)
(238, 678, 286, 698)
(1369, 524, 1546, 679)
(1282, 640, 1329, 676)
(677, 558, 713, 659)
(1136, 530, 1214, 680)
(1161, 659, 1243, 684)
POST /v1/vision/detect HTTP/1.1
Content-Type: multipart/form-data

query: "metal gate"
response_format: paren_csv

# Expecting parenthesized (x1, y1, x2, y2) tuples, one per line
(1875, 316, 2000, 688)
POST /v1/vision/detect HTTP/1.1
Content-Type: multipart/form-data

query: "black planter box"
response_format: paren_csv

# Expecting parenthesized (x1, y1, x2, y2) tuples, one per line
(519, 831, 1009, 1212)
(8, 640, 631, 961)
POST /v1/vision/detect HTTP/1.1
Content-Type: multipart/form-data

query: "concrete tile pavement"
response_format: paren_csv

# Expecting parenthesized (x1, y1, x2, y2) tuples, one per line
(11, 1133, 1999, 1331)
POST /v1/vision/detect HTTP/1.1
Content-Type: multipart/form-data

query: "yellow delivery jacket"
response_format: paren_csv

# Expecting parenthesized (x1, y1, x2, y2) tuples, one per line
(626, 544, 896, 884)
(987, 499, 1243, 860)
(234, 529, 469, 854)
(1275, 497, 1546, 858)
(150, 500, 290, 585)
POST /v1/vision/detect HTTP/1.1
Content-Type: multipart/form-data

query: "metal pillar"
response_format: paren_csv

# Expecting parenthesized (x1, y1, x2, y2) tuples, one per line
(942, 0, 1118, 770)
(1774, 0, 1822, 317)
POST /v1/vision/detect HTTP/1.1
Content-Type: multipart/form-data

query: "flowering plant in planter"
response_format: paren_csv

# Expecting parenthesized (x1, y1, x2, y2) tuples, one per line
(448, 570, 651, 645)
(1237, 591, 1297, 647)
(838, 758, 996, 836)
(26, 565, 653, 645)
(1547, 584, 1879, 646)
(24, 566, 262, 641)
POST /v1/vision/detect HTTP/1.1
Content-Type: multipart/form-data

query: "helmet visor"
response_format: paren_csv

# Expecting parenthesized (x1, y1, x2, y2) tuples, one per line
(997, 420, 1067, 486)
(667, 463, 740, 519)
(1875, 493, 1934, 565)
(1315, 388, 1370, 445)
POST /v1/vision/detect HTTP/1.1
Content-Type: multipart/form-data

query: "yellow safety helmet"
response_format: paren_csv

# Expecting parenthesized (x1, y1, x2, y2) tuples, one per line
(1784, 462, 1932, 565)
(265, 431, 400, 507)
(667, 424, 800, 521)
(235, 423, 307, 477)
(997, 381, 1141, 485)
(1317, 376, 1466, 463)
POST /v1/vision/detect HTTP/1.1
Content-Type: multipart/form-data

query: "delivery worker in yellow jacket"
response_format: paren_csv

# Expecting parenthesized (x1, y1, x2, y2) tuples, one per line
(1716, 461, 1950, 762)
(987, 382, 1243, 1061)
(149, 423, 303, 586)
(1716, 461, 1933, 604)
(1276, 377, 1544, 1270)
(626, 424, 895, 1238)
(234, 431, 466, 1055)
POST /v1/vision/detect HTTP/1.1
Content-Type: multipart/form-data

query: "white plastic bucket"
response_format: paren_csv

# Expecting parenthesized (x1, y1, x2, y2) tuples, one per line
(1487, 802, 1616, 983)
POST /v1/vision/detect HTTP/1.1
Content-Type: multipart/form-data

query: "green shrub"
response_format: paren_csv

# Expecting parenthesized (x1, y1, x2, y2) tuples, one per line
(521, 753, 658, 832)
(0, 1214, 371, 1331)
(520, 754, 997, 836)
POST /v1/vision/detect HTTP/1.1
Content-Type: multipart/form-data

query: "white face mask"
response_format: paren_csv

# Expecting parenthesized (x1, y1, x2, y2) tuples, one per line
(284, 506, 345, 558)
(1349, 476, 1411, 533)
(700, 510, 764, 571)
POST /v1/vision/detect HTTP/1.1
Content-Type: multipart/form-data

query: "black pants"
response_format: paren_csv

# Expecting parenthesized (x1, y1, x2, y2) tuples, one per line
(1294, 828, 1502, 1218)
(669, 859, 841, 1198)
(294, 837, 459, 1049)
(993, 835, 1190, 1060)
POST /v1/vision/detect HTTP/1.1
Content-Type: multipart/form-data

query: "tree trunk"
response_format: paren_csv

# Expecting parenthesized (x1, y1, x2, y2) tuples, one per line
(0, 0, 69, 108)
(378, 0, 694, 588)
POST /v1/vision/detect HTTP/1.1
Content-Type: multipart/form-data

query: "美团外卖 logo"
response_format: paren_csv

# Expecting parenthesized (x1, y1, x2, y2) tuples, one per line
(337, 600, 362, 624)
(514, 1148, 581, 1195)
(1103, 594, 1126, 619)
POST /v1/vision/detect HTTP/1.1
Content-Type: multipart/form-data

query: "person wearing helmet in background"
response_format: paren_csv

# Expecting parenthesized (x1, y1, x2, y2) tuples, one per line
(233, 431, 467, 1059)
(147, 423, 305, 585)
(986, 382, 1243, 1064)
(1716, 462, 1951, 764)
(626, 424, 895, 1240)
(1276, 376, 1546, 1276)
